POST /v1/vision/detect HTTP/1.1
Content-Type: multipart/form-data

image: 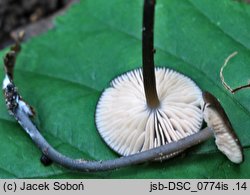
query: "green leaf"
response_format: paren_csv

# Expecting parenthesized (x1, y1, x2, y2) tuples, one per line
(0, 0, 249, 178)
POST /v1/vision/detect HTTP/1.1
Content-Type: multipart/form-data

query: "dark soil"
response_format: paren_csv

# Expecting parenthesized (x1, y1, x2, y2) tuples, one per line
(0, 0, 69, 49)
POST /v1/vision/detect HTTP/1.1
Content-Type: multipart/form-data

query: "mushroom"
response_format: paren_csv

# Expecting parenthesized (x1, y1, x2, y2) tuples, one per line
(95, 0, 203, 157)
(202, 91, 243, 164)
(95, 68, 203, 156)
(1, 1, 244, 173)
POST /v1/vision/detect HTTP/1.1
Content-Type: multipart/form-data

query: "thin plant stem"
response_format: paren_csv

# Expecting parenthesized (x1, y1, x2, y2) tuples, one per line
(15, 106, 213, 172)
(220, 51, 250, 93)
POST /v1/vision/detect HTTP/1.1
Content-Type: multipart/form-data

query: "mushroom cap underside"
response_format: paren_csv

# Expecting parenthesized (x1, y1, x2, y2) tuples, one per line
(96, 68, 203, 156)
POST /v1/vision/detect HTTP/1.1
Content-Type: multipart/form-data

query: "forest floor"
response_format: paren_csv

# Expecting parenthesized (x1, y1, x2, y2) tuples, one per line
(0, 0, 78, 49)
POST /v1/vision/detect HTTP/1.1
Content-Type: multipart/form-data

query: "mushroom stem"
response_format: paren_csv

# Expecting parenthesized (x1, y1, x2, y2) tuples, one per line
(15, 106, 213, 171)
(142, 0, 160, 108)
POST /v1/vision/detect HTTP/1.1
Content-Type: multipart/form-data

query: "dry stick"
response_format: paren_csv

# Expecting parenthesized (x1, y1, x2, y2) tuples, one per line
(142, 0, 160, 108)
(14, 107, 213, 171)
(2, 0, 214, 172)
(220, 51, 250, 93)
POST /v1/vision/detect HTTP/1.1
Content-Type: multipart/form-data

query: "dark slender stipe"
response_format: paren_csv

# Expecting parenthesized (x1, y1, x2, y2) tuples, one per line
(142, 0, 160, 108)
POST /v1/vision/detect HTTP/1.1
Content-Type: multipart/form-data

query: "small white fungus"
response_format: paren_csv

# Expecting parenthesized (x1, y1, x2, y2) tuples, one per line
(203, 102, 243, 164)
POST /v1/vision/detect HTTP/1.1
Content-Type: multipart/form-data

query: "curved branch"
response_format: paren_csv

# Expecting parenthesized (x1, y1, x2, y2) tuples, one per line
(15, 107, 213, 171)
